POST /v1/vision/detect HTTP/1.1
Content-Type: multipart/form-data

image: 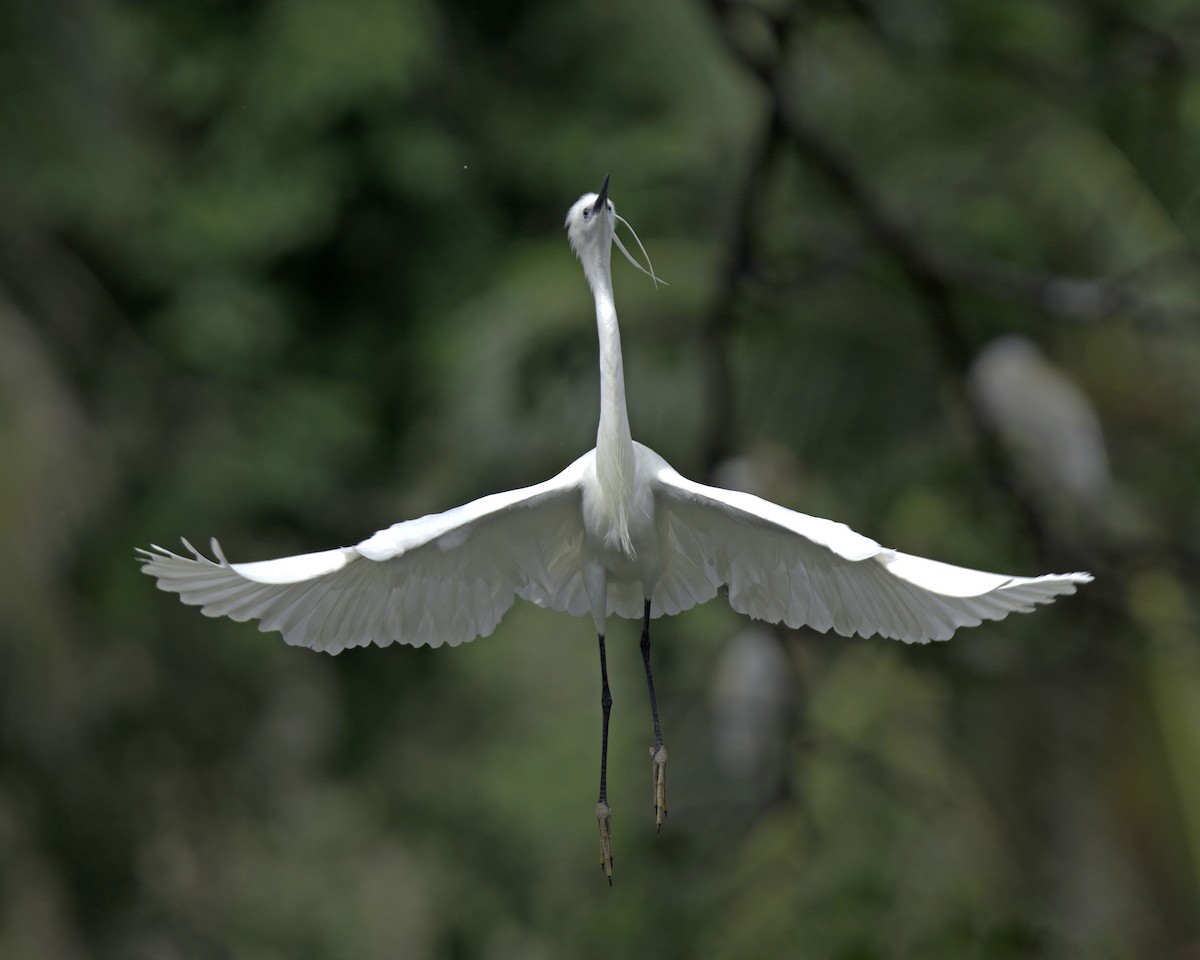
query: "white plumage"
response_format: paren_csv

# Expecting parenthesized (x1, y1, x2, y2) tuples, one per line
(140, 181, 1090, 655)
(140, 443, 1089, 654)
(140, 177, 1090, 882)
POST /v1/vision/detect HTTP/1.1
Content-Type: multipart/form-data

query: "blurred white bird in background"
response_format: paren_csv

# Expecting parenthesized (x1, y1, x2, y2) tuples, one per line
(140, 176, 1092, 884)
(969, 336, 1111, 524)
(711, 625, 794, 807)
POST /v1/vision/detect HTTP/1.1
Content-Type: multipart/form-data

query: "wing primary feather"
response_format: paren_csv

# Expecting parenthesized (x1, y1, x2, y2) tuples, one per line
(651, 460, 1089, 643)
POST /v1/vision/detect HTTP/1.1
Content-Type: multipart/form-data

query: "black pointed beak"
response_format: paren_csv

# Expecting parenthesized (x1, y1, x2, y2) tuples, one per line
(592, 174, 610, 216)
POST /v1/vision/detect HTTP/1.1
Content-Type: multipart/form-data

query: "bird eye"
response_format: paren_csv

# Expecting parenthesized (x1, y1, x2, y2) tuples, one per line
(583, 208, 590, 220)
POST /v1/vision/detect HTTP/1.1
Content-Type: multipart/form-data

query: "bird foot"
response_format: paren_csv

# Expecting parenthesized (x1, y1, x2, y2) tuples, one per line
(596, 800, 613, 884)
(650, 744, 668, 831)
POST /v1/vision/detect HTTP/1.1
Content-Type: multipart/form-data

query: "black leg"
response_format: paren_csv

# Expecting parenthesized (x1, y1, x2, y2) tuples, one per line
(640, 599, 668, 830)
(596, 633, 614, 883)
(598, 632, 613, 803)
(640, 599, 663, 746)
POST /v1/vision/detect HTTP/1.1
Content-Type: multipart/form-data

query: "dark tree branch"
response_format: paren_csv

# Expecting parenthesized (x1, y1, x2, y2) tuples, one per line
(705, 0, 1054, 562)
(699, 105, 786, 476)
(941, 255, 1200, 333)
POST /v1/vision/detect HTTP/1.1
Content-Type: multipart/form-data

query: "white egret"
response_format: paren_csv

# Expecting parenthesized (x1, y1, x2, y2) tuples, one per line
(140, 175, 1091, 884)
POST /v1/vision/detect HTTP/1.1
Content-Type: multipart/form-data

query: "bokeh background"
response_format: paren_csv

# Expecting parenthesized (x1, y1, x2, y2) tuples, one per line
(3, 0, 1200, 956)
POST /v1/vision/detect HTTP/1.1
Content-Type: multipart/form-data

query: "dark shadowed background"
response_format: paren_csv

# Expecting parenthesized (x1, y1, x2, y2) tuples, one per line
(2, 0, 1199, 956)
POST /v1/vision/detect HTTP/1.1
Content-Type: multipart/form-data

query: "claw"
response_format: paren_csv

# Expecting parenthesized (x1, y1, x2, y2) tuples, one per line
(596, 800, 614, 884)
(649, 744, 668, 831)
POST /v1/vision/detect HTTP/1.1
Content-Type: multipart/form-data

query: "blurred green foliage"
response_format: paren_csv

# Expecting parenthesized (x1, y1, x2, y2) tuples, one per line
(2, 0, 1199, 956)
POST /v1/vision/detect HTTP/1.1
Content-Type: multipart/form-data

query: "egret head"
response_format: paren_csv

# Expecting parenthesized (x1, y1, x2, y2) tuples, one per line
(565, 175, 666, 290)
(565, 174, 615, 262)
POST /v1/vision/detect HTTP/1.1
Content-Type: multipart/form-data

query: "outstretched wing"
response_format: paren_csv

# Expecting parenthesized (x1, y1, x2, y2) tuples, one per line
(139, 456, 593, 653)
(651, 465, 1091, 642)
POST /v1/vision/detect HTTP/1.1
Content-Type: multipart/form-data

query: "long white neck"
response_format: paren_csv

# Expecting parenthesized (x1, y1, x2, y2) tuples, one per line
(584, 246, 636, 555)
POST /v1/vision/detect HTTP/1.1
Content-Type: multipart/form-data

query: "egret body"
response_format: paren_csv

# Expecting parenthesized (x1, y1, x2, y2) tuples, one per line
(140, 177, 1091, 884)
